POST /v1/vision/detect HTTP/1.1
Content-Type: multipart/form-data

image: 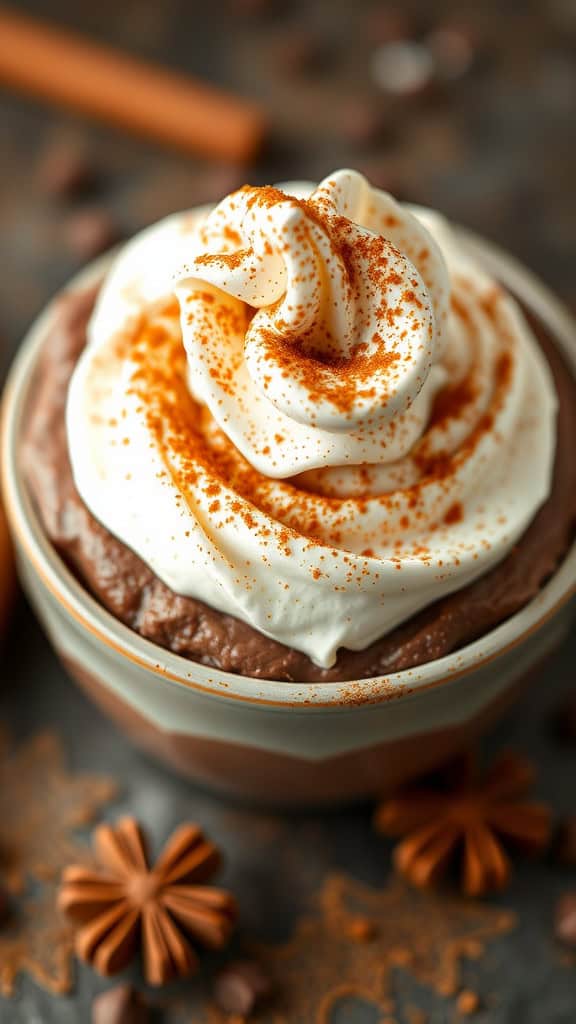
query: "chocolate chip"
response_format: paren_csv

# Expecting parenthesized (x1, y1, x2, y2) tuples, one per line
(371, 41, 436, 99)
(65, 209, 120, 261)
(551, 694, 576, 743)
(555, 818, 576, 866)
(37, 141, 96, 200)
(555, 893, 576, 947)
(213, 960, 273, 1016)
(92, 984, 148, 1024)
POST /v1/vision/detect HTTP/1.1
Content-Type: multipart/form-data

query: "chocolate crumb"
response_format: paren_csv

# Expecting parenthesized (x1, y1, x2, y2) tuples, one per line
(65, 209, 120, 261)
(37, 141, 96, 200)
(92, 984, 148, 1024)
(555, 893, 576, 947)
(213, 960, 273, 1016)
(554, 817, 576, 866)
(456, 989, 480, 1015)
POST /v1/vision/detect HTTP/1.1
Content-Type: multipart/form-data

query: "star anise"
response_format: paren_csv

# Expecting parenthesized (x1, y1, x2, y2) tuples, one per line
(374, 751, 552, 897)
(58, 817, 237, 985)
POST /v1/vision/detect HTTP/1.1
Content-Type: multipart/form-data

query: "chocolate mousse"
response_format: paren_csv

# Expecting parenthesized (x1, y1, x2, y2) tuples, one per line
(22, 282, 576, 683)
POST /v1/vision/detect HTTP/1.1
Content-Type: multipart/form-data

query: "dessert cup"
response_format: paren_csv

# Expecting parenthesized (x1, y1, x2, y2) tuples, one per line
(3, 228, 576, 806)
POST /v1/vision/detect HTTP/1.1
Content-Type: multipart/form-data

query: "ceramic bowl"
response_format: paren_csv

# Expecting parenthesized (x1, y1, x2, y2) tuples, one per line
(3, 230, 576, 805)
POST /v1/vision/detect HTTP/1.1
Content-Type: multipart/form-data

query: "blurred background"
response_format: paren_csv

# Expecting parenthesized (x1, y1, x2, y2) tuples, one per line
(0, 0, 575, 384)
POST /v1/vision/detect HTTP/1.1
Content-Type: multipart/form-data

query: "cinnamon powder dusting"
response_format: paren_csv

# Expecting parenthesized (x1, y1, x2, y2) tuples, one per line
(202, 874, 514, 1024)
(200, 186, 424, 418)
(116, 193, 521, 578)
(444, 502, 463, 526)
(0, 729, 117, 995)
(118, 293, 518, 572)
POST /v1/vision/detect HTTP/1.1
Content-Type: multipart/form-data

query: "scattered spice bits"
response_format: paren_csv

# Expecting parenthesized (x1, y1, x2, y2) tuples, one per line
(65, 209, 121, 261)
(0, 730, 117, 897)
(374, 751, 552, 896)
(92, 984, 149, 1024)
(0, 730, 118, 997)
(37, 139, 96, 199)
(443, 501, 463, 526)
(456, 989, 481, 1016)
(58, 816, 237, 985)
(250, 873, 514, 1022)
(555, 893, 576, 947)
(428, 372, 477, 431)
(345, 916, 378, 942)
(213, 960, 274, 1016)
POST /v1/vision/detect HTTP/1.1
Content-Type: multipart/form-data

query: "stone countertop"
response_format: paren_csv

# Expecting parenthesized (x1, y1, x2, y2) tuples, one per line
(1, 1, 576, 1021)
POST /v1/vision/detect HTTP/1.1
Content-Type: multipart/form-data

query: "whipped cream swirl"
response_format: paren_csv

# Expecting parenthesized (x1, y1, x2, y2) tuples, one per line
(67, 170, 557, 668)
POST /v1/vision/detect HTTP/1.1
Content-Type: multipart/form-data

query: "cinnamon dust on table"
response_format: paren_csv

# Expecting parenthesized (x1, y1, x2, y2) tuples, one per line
(0, 727, 516, 1015)
(199, 873, 514, 1024)
(0, 728, 117, 996)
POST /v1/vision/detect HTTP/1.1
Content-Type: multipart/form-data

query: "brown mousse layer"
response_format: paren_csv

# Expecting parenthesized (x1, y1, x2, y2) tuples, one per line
(22, 286, 576, 682)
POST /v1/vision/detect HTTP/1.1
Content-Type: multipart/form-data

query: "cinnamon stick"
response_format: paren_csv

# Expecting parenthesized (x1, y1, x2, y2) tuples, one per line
(0, 7, 265, 162)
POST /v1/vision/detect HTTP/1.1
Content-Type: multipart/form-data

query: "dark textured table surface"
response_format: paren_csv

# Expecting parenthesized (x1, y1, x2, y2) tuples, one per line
(1, 1, 576, 1021)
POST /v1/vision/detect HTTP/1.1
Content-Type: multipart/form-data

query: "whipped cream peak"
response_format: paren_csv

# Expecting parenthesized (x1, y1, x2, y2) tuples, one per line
(67, 170, 557, 669)
(174, 169, 450, 472)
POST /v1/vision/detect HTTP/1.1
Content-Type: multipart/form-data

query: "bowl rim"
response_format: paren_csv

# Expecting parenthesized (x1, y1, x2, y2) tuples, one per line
(2, 227, 576, 711)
